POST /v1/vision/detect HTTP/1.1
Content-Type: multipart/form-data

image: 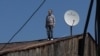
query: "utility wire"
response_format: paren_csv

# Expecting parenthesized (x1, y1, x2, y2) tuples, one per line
(0, 0, 46, 51)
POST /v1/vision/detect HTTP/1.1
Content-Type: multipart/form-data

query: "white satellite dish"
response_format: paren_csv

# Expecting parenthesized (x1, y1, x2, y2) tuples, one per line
(64, 10, 80, 26)
(64, 10, 80, 36)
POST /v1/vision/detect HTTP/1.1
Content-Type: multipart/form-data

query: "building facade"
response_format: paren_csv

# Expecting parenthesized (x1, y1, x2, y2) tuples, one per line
(0, 33, 96, 56)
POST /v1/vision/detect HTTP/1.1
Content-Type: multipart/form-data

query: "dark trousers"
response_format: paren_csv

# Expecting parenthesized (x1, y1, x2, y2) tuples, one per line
(46, 25, 53, 40)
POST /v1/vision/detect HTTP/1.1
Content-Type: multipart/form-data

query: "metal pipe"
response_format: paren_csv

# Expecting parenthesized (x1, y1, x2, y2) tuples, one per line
(95, 0, 100, 56)
(82, 0, 94, 56)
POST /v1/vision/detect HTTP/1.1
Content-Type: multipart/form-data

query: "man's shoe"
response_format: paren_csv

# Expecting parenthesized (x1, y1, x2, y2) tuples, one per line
(51, 38, 53, 40)
(48, 39, 50, 40)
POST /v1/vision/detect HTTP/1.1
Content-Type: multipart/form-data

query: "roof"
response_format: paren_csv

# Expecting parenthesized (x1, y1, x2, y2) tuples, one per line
(0, 33, 95, 55)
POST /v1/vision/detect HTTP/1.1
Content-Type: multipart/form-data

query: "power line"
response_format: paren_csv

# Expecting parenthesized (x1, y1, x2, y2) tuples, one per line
(0, 0, 46, 51)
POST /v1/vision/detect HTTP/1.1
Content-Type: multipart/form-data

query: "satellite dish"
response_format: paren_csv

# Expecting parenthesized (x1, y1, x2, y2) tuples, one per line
(64, 10, 80, 36)
(64, 10, 80, 26)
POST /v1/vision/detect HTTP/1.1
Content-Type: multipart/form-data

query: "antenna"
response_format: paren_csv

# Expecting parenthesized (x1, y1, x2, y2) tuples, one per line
(64, 10, 80, 36)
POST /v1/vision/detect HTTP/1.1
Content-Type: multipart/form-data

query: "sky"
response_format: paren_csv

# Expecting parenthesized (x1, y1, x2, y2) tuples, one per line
(0, 0, 96, 43)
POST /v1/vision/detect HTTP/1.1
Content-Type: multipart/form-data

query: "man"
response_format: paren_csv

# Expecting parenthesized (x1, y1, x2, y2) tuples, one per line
(45, 9, 55, 40)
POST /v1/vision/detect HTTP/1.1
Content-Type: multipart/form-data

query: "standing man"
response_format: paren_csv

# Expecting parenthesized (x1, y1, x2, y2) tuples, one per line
(45, 9, 55, 40)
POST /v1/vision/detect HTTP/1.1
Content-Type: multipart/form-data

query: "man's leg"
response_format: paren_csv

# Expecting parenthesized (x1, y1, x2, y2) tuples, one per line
(47, 27, 50, 40)
(50, 26, 53, 40)
(51, 28, 53, 38)
(47, 31, 50, 40)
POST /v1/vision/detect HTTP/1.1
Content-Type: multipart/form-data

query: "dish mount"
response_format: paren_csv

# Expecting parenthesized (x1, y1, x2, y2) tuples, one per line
(64, 10, 80, 36)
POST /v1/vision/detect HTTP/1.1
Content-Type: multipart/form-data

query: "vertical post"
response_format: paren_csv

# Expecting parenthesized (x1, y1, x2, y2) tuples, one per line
(70, 26, 72, 37)
(96, 0, 100, 56)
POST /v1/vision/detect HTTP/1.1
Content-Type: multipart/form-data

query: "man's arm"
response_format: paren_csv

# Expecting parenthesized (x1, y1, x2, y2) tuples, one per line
(53, 15, 55, 27)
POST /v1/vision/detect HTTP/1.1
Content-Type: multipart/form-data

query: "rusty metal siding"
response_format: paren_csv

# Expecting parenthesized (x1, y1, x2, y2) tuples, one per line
(0, 34, 96, 56)
(3, 38, 78, 56)
(83, 35, 96, 56)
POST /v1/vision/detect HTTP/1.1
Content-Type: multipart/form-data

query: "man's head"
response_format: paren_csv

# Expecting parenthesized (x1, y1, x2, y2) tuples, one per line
(48, 9, 53, 16)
